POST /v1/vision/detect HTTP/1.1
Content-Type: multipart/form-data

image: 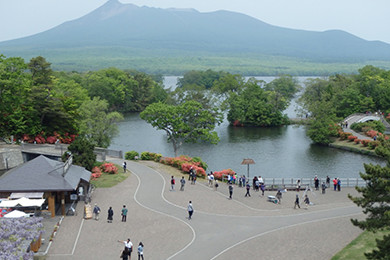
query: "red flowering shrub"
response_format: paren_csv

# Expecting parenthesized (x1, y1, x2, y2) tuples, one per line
(366, 130, 378, 138)
(339, 132, 352, 140)
(34, 134, 46, 144)
(347, 135, 357, 142)
(46, 136, 57, 144)
(361, 140, 370, 147)
(354, 139, 361, 144)
(92, 167, 102, 178)
(100, 163, 118, 174)
(181, 163, 206, 177)
(213, 169, 236, 180)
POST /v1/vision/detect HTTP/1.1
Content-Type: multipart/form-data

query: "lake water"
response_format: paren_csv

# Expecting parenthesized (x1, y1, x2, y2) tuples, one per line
(109, 76, 385, 179)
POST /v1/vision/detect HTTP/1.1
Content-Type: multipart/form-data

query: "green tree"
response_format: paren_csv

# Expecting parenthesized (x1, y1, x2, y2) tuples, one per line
(0, 55, 31, 137)
(348, 161, 390, 258)
(77, 97, 123, 148)
(64, 136, 96, 171)
(140, 101, 223, 156)
(264, 75, 301, 100)
(226, 79, 289, 126)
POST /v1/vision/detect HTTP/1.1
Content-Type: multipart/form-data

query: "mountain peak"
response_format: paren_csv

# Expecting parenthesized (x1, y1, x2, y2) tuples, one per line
(94, 0, 139, 20)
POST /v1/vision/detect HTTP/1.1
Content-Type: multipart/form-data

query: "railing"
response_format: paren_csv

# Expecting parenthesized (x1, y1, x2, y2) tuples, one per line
(221, 175, 365, 189)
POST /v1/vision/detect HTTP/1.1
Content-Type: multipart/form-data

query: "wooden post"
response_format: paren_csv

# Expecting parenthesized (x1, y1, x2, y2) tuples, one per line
(48, 193, 55, 218)
(61, 192, 65, 216)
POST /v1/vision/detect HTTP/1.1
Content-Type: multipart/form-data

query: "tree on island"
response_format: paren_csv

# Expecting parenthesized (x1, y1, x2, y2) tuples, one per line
(140, 101, 223, 157)
(348, 136, 390, 259)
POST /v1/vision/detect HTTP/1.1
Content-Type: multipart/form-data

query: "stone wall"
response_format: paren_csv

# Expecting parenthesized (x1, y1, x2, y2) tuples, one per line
(0, 146, 23, 170)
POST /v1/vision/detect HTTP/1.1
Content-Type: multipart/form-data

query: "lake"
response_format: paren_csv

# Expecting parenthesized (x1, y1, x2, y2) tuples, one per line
(109, 76, 385, 179)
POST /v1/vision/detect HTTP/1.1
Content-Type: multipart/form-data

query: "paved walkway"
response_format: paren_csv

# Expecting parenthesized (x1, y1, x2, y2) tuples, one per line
(46, 159, 363, 260)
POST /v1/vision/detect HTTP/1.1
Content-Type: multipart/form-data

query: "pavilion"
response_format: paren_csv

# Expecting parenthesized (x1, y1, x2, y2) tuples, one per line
(0, 155, 91, 217)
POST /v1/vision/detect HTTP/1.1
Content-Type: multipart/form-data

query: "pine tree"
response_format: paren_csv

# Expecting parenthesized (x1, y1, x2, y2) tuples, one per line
(348, 149, 390, 258)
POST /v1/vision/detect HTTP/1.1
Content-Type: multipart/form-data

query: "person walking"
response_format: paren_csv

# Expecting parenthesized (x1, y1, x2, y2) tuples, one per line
(93, 203, 101, 220)
(245, 182, 251, 197)
(118, 239, 133, 259)
(107, 206, 114, 223)
(170, 176, 175, 191)
(123, 161, 127, 172)
(321, 182, 327, 194)
(333, 178, 338, 191)
(296, 180, 301, 192)
(304, 194, 310, 208)
(314, 175, 319, 190)
(137, 242, 144, 260)
(187, 201, 194, 219)
(120, 248, 130, 260)
(260, 183, 265, 196)
(121, 205, 128, 222)
(214, 180, 219, 191)
(294, 195, 300, 209)
(326, 176, 330, 187)
(337, 178, 341, 191)
(276, 190, 282, 204)
(228, 183, 233, 199)
(180, 176, 186, 191)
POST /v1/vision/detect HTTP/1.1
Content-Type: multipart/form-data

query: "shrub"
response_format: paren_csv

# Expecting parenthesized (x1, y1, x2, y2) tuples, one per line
(192, 156, 208, 170)
(368, 141, 380, 150)
(354, 139, 361, 144)
(213, 169, 236, 180)
(91, 166, 102, 179)
(348, 135, 357, 142)
(361, 140, 370, 147)
(366, 129, 378, 138)
(351, 121, 385, 133)
(100, 162, 118, 174)
(339, 132, 352, 140)
(140, 151, 162, 161)
(125, 151, 139, 160)
(46, 136, 57, 144)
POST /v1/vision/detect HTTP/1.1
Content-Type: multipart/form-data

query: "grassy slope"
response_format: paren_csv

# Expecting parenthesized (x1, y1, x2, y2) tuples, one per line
(332, 230, 389, 260)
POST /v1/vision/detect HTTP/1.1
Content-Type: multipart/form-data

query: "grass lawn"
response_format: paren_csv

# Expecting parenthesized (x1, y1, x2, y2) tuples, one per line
(332, 230, 389, 260)
(90, 163, 130, 188)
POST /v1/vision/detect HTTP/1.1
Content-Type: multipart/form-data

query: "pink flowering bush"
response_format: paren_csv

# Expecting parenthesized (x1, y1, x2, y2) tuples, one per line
(366, 130, 378, 138)
(91, 166, 103, 179)
(181, 163, 206, 177)
(347, 135, 357, 142)
(100, 163, 118, 174)
(339, 132, 352, 140)
(213, 169, 236, 180)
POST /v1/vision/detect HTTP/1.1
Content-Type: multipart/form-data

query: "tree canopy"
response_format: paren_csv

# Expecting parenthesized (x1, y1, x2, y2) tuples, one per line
(348, 135, 390, 259)
(298, 66, 390, 144)
(140, 101, 223, 156)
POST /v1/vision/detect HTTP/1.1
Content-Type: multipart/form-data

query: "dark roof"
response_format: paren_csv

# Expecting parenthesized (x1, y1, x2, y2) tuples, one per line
(0, 155, 91, 192)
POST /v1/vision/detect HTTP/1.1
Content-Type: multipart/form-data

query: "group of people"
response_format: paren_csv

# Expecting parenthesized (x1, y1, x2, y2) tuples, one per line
(118, 238, 144, 260)
(92, 204, 145, 259)
(92, 204, 129, 223)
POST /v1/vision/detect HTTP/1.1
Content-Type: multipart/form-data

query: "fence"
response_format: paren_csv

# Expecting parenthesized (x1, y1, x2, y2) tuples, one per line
(222, 175, 365, 189)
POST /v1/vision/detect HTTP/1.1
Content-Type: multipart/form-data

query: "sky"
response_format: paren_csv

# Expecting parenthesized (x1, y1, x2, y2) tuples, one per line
(0, 0, 389, 44)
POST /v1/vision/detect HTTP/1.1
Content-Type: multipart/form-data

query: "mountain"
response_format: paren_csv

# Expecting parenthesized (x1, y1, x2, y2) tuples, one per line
(1, 0, 390, 74)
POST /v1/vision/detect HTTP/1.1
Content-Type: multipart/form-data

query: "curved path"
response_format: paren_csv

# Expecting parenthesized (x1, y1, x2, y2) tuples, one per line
(47, 159, 363, 260)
